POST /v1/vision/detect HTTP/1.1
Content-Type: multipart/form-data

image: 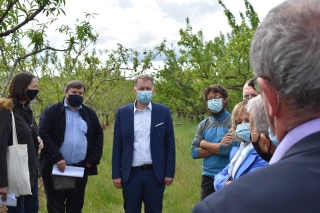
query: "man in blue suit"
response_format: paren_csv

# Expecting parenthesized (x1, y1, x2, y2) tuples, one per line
(112, 74, 176, 213)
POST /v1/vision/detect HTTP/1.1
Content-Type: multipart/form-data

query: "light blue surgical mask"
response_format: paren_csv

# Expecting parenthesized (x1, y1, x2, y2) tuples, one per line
(236, 123, 251, 142)
(208, 99, 223, 113)
(137, 90, 153, 104)
(268, 127, 279, 146)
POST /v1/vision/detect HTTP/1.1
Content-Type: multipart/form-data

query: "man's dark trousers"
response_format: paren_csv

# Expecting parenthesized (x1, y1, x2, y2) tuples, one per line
(122, 168, 165, 213)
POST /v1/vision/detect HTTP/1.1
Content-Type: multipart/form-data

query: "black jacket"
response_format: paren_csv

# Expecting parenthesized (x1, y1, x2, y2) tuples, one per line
(39, 99, 104, 177)
(192, 131, 320, 213)
(0, 98, 39, 187)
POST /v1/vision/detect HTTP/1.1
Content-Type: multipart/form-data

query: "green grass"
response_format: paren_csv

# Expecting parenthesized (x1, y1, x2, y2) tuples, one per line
(39, 115, 203, 213)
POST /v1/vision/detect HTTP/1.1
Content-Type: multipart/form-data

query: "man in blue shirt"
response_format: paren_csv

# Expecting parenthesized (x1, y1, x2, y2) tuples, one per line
(191, 84, 235, 200)
(39, 80, 104, 213)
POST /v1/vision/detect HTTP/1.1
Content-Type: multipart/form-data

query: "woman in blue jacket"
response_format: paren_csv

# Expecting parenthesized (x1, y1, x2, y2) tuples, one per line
(214, 100, 268, 190)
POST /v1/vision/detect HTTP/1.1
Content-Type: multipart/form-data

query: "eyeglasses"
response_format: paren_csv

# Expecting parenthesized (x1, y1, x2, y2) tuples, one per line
(250, 132, 269, 143)
(207, 96, 223, 101)
(249, 77, 261, 93)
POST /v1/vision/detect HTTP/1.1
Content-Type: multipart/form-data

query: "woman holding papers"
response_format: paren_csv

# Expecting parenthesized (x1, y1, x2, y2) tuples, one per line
(0, 72, 43, 212)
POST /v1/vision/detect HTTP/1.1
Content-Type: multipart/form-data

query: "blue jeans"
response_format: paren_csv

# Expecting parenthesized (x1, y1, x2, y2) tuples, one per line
(7, 179, 39, 213)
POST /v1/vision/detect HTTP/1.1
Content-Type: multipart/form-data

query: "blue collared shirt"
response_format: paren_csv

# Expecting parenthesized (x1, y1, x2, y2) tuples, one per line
(60, 100, 88, 165)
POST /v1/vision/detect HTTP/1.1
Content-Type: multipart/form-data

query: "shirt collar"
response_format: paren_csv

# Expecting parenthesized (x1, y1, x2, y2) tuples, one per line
(212, 109, 230, 122)
(270, 117, 320, 164)
(64, 99, 82, 110)
(134, 99, 152, 112)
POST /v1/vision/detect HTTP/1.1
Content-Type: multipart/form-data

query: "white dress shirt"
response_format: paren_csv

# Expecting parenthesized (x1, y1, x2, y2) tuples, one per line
(228, 142, 253, 179)
(132, 101, 152, 167)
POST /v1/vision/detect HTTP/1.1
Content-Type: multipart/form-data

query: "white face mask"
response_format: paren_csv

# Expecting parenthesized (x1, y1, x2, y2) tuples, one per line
(236, 123, 250, 142)
(268, 127, 279, 146)
(137, 90, 153, 103)
(208, 99, 223, 113)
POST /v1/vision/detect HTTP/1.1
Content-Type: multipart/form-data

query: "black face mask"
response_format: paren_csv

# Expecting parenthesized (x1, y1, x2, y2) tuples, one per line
(67, 94, 83, 107)
(252, 141, 273, 162)
(26, 89, 39, 101)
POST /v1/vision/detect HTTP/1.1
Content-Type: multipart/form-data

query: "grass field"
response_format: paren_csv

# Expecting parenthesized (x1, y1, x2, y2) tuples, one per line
(38, 115, 203, 213)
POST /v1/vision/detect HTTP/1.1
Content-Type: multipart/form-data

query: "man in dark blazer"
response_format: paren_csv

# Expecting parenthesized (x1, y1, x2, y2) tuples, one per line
(112, 74, 176, 213)
(193, 0, 320, 212)
(39, 80, 103, 213)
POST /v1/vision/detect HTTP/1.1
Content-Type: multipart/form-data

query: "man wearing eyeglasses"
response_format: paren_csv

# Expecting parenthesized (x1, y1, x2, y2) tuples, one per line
(191, 84, 235, 200)
(193, 0, 320, 212)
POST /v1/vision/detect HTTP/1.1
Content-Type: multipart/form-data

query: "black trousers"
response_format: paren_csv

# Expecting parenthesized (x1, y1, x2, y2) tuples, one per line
(42, 169, 88, 213)
(200, 176, 215, 200)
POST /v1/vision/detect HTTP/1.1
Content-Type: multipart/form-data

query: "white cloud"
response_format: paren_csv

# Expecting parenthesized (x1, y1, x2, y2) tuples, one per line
(43, 0, 285, 53)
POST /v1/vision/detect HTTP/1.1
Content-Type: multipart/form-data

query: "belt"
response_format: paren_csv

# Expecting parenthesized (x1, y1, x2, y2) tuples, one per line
(132, 164, 153, 170)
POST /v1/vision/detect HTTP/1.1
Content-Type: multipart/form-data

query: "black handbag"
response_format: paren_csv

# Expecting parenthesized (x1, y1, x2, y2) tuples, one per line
(52, 175, 77, 191)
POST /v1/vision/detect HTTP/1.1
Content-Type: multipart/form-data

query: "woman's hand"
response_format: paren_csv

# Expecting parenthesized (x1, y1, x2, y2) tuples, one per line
(0, 186, 8, 202)
(225, 180, 232, 186)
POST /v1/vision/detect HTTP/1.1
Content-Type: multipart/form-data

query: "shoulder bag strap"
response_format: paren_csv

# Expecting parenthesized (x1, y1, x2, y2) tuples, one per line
(11, 111, 18, 146)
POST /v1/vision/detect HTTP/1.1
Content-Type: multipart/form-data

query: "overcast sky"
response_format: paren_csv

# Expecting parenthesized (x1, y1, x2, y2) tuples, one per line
(45, 0, 285, 53)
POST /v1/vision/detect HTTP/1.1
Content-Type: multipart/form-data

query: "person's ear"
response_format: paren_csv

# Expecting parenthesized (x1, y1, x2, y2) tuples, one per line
(257, 77, 278, 117)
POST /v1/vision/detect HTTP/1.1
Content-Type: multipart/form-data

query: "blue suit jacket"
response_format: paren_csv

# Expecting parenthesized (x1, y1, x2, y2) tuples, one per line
(214, 145, 268, 190)
(112, 102, 176, 183)
(193, 131, 320, 213)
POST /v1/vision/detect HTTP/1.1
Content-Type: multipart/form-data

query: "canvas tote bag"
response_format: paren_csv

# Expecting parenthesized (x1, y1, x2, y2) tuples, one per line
(7, 112, 32, 196)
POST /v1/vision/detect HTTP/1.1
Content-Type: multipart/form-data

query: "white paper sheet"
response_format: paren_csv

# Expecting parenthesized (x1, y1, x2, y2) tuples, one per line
(0, 194, 17, 206)
(52, 165, 84, 178)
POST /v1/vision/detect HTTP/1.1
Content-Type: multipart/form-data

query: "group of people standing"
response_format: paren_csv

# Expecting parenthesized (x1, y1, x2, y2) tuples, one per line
(0, 75, 104, 213)
(193, 0, 320, 212)
(0, 73, 175, 213)
(191, 80, 273, 200)
(1, 0, 320, 213)
(191, 82, 275, 201)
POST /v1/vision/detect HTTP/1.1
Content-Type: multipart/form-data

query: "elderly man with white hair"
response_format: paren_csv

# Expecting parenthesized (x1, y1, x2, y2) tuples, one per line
(193, 0, 320, 212)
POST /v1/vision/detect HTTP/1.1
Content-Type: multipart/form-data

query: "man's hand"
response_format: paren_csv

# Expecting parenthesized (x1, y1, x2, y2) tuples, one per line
(0, 186, 7, 202)
(86, 163, 92, 168)
(164, 177, 174, 186)
(113, 178, 122, 188)
(56, 160, 66, 172)
(221, 133, 234, 144)
(200, 140, 208, 148)
(38, 136, 44, 149)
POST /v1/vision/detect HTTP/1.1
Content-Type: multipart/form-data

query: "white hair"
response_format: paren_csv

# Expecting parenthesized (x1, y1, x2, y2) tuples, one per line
(247, 95, 269, 134)
(250, 0, 320, 113)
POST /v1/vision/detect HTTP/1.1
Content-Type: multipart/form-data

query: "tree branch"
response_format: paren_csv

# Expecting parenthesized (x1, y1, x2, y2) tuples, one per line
(0, 2, 48, 38)
(17, 46, 71, 62)
(0, 0, 19, 24)
(0, 46, 11, 72)
(85, 73, 140, 103)
(0, 46, 71, 97)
